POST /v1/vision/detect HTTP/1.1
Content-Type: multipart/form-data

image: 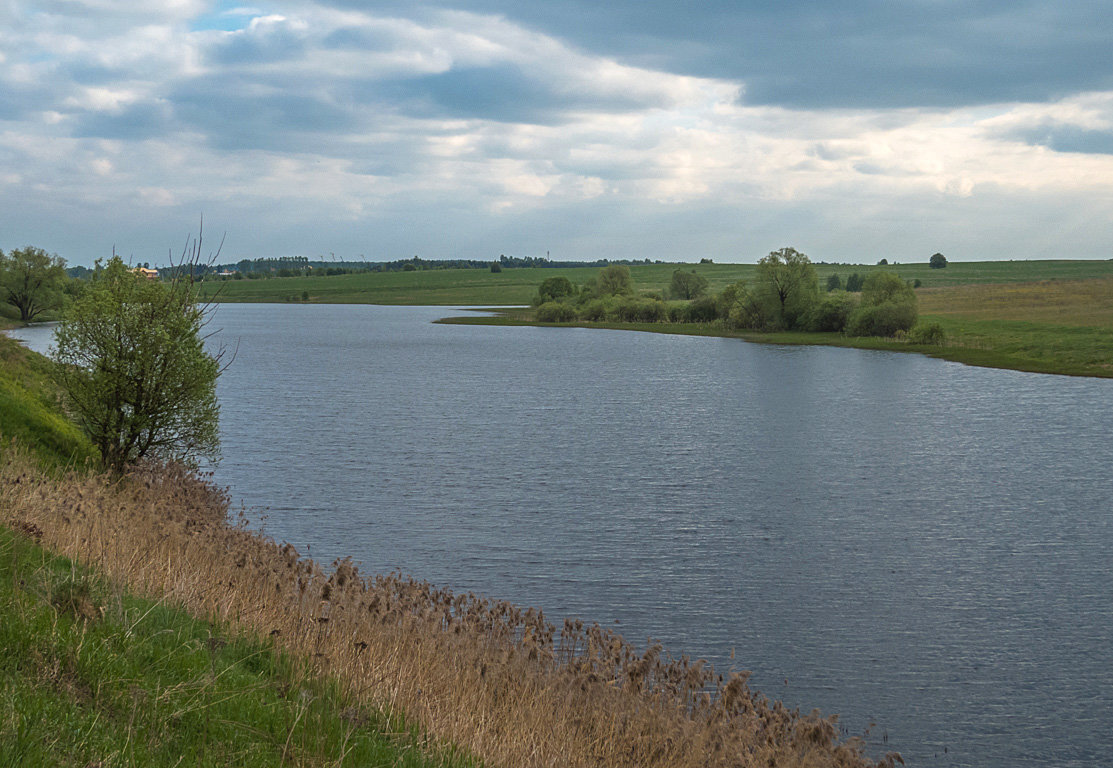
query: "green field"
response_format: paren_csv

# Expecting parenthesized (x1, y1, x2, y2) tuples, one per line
(195, 259, 1113, 306)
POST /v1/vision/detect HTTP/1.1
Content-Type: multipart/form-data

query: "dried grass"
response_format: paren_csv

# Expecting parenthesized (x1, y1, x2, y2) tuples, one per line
(1, 445, 899, 768)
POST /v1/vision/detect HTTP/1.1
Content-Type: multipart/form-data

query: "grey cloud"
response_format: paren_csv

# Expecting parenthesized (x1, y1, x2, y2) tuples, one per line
(72, 102, 174, 141)
(1008, 123, 1113, 155)
(334, 0, 1113, 109)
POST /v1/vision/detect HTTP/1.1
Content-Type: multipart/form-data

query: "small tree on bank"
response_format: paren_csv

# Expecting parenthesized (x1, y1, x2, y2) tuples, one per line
(53, 247, 224, 472)
(668, 269, 709, 300)
(0, 246, 69, 321)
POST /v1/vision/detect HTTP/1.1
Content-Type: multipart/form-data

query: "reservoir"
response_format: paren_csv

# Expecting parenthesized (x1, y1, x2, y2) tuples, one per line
(10, 303, 1113, 767)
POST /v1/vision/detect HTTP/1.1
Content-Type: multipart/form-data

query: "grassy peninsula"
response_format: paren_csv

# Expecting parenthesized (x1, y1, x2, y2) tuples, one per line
(192, 257, 1113, 378)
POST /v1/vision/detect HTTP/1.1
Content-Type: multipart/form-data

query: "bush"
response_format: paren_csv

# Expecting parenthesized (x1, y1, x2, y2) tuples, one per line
(846, 300, 918, 337)
(908, 321, 946, 345)
(490, 261, 502, 273)
(860, 270, 915, 306)
(580, 299, 610, 322)
(535, 301, 577, 322)
(807, 292, 856, 332)
(682, 295, 719, 323)
(613, 297, 666, 323)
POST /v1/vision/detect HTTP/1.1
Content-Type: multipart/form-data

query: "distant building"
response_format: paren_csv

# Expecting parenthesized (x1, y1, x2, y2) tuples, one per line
(133, 267, 159, 280)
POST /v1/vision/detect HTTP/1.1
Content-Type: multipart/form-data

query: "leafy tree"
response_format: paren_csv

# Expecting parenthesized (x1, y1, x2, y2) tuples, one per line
(715, 280, 748, 319)
(490, 261, 502, 273)
(535, 275, 575, 304)
(668, 269, 709, 300)
(0, 246, 69, 321)
(860, 270, 916, 306)
(825, 273, 843, 292)
(596, 264, 632, 296)
(755, 247, 819, 330)
(52, 254, 223, 472)
(930, 252, 948, 269)
(845, 272, 864, 292)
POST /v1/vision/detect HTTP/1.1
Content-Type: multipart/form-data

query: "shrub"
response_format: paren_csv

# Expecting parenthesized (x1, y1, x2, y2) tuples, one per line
(683, 295, 719, 323)
(846, 300, 918, 337)
(908, 321, 946, 345)
(580, 299, 610, 322)
(613, 297, 666, 323)
(490, 261, 502, 273)
(535, 301, 577, 322)
(807, 292, 856, 332)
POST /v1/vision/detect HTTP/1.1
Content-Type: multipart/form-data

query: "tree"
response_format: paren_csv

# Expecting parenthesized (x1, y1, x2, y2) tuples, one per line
(0, 246, 69, 321)
(930, 252, 948, 269)
(825, 273, 843, 292)
(668, 269, 709, 300)
(755, 247, 819, 330)
(596, 264, 632, 296)
(535, 275, 575, 304)
(52, 252, 223, 472)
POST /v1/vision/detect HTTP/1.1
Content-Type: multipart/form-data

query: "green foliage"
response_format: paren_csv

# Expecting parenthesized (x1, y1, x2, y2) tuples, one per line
(52, 256, 222, 472)
(668, 269, 709, 300)
(682, 295, 719, 322)
(825, 273, 843, 292)
(754, 247, 820, 330)
(908, 321, 946, 345)
(596, 264, 633, 296)
(846, 301, 919, 337)
(535, 276, 575, 305)
(845, 273, 864, 292)
(489, 261, 502, 273)
(860, 270, 916, 306)
(846, 270, 918, 337)
(0, 246, 69, 322)
(807, 292, 857, 332)
(930, 252, 948, 269)
(535, 301, 577, 322)
(613, 297, 667, 323)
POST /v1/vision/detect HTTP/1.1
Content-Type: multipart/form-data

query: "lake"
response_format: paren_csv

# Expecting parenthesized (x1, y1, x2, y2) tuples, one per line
(9, 303, 1113, 767)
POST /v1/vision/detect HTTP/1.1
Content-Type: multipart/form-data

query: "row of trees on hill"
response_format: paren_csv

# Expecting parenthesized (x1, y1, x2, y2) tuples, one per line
(532, 248, 943, 341)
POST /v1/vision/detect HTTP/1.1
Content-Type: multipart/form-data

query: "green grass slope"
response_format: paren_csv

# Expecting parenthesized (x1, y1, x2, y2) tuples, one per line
(0, 526, 476, 768)
(0, 333, 95, 469)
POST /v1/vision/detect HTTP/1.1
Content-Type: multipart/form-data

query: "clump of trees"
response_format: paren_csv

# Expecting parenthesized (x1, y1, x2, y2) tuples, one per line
(930, 252, 947, 269)
(52, 239, 225, 473)
(1, 246, 71, 321)
(529, 250, 936, 341)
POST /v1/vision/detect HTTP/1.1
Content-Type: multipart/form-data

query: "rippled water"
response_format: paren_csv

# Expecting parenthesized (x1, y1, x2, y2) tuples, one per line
(10, 304, 1113, 767)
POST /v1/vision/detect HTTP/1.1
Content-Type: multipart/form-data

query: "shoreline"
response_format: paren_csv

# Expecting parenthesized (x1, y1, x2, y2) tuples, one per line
(435, 311, 1113, 379)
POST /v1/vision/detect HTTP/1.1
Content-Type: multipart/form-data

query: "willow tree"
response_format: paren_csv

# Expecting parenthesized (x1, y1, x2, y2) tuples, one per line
(52, 254, 222, 472)
(0, 245, 69, 321)
(755, 247, 819, 330)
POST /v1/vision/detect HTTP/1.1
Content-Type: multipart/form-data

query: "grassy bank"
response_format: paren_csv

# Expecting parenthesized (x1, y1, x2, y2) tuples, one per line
(0, 525, 472, 768)
(440, 276, 1113, 378)
(195, 259, 1113, 306)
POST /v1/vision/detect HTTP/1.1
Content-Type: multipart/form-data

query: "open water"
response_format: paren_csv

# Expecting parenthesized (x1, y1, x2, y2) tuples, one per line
(10, 303, 1113, 767)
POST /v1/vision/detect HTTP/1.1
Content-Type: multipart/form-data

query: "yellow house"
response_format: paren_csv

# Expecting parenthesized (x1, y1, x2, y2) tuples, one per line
(133, 267, 159, 280)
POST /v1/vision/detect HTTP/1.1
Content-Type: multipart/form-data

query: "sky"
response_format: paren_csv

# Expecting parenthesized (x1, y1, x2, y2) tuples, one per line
(3, 0, 1113, 266)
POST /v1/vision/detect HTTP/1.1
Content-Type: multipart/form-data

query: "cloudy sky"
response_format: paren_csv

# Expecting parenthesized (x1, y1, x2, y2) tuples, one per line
(3, 0, 1113, 266)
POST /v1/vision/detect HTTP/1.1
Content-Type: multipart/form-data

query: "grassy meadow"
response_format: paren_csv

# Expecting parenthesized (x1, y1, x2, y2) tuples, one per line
(195, 259, 1113, 306)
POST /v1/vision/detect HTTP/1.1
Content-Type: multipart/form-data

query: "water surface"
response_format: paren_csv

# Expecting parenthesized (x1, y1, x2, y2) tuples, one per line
(10, 305, 1112, 767)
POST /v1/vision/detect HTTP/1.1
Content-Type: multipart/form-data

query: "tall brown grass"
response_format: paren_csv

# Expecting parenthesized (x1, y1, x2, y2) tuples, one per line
(1, 444, 900, 768)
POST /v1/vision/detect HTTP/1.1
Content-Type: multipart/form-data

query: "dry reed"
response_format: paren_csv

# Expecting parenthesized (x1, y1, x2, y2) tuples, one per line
(0, 445, 900, 768)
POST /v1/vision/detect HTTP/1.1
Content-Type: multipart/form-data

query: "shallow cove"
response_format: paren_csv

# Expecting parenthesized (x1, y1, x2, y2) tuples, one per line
(10, 304, 1113, 767)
